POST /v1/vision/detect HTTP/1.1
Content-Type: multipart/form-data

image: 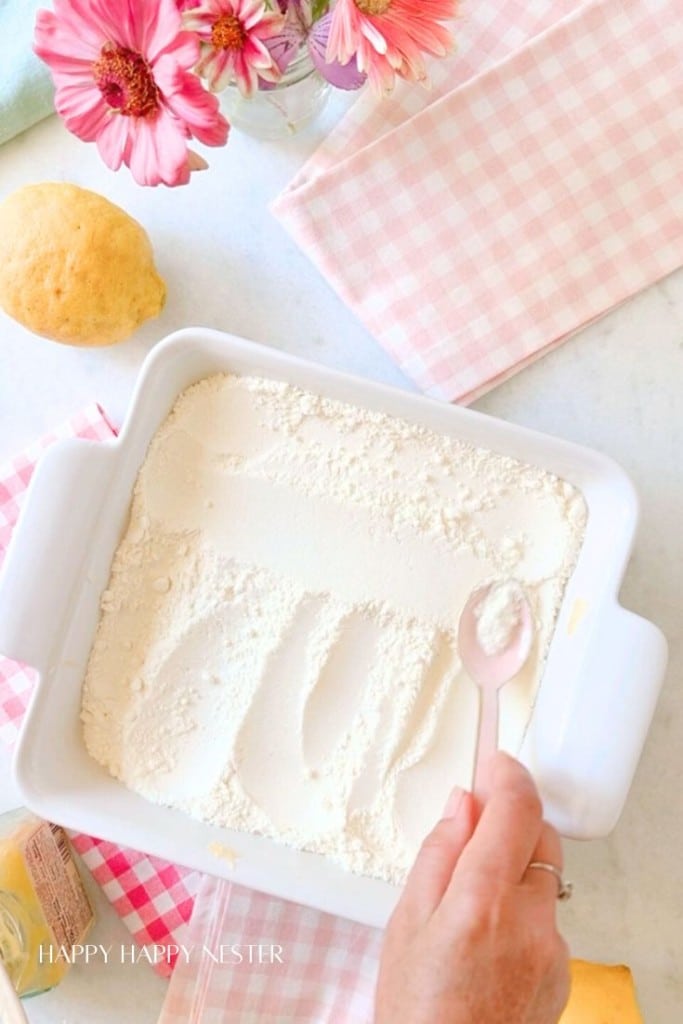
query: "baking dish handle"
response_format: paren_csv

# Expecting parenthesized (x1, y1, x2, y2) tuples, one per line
(532, 605, 668, 837)
(0, 439, 116, 674)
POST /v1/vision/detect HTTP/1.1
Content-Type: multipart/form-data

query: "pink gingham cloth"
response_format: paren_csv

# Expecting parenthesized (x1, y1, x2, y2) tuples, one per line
(157, 877, 382, 1024)
(0, 405, 201, 977)
(273, 0, 683, 403)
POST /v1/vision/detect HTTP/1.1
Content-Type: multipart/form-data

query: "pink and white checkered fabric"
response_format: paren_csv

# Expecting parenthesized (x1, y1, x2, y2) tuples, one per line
(0, 405, 201, 977)
(69, 834, 200, 971)
(273, 0, 683, 404)
(158, 877, 382, 1024)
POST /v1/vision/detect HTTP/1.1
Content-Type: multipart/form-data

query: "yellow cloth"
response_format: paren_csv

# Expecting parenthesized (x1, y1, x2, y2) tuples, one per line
(561, 960, 644, 1022)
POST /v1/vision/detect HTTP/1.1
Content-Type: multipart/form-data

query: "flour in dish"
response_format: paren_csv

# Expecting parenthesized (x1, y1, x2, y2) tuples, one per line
(81, 374, 587, 883)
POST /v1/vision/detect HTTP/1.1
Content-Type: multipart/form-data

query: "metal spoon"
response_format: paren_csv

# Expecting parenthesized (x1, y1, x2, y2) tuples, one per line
(458, 581, 534, 806)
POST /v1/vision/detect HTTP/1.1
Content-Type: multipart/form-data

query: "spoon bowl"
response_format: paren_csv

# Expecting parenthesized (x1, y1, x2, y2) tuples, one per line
(458, 582, 534, 687)
(458, 581, 534, 804)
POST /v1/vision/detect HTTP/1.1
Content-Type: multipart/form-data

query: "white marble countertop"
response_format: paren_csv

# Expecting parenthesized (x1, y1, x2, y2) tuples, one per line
(0, 97, 681, 1022)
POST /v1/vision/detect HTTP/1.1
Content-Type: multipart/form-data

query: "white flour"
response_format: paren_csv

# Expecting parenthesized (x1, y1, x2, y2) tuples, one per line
(81, 374, 587, 883)
(474, 580, 525, 656)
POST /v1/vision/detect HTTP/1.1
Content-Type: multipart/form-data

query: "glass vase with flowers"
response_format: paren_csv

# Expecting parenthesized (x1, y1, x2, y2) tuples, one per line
(34, 0, 458, 184)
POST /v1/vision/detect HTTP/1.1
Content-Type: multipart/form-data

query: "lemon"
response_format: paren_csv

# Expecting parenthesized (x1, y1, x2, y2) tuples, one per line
(0, 182, 166, 346)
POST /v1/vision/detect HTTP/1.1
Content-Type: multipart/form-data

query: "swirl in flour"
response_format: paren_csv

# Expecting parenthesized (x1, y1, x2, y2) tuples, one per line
(81, 374, 587, 883)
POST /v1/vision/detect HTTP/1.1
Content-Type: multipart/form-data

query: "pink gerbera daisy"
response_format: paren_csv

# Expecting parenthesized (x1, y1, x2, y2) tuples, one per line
(34, 0, 229, 187)
(183, 0, 285, 97)
(327, 0, 458, 94)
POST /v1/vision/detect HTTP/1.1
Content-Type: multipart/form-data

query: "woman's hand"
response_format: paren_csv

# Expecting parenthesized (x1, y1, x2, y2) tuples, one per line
(375, 753, 570, 1024)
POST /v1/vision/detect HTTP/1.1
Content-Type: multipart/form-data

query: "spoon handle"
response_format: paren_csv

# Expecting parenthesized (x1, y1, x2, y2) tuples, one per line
(473, 685, 499, 808)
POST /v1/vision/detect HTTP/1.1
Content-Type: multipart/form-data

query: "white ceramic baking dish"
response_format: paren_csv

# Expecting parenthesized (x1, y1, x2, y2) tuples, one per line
(0, 328, 667, 927)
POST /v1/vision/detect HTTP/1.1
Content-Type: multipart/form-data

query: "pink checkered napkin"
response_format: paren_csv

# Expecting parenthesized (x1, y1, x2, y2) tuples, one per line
(0, 405, 201, 977)
(274, 0, 683, 403)
(69, 834, 200, 974)
(158, 877, 382, 1024)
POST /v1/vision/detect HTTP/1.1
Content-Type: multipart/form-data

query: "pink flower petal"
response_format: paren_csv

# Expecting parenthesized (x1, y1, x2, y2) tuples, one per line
(153, 29, 200, 70)
(196, 47, 231, 88)
(34, 11, 102, 64)
(52, 77, 101, 115)
(105, 0, 141, 50)
(180, 9, 215, 35)
(128, 111, 190, 187)
(359, 18, 388, 56)
(60, 104, 111, 142)
(81, 0, 137, 51)
(153, 47, 195, 94)
(132, 0, 185, 62)
(48, 0, 111, 51)
(163, 68, 230, 146)
(241, 0, 269, 31)
(325, 0, 359, 65)
(95, 113, 131, 171)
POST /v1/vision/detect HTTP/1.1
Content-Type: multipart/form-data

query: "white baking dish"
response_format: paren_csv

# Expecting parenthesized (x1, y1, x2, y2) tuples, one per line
(0, 328, 667, 927)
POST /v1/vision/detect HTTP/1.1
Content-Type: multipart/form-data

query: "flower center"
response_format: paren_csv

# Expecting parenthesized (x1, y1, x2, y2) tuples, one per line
(92, 44, 159, 118)
(355, 0, 392, 14)
(211, 14, 246, 51)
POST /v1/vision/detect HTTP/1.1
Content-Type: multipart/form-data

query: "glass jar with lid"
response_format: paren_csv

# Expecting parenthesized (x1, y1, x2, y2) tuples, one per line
(0, 808, 94, 998)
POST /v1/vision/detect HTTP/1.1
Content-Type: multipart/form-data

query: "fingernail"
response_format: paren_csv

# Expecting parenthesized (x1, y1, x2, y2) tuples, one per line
(443, 785, 465, 819)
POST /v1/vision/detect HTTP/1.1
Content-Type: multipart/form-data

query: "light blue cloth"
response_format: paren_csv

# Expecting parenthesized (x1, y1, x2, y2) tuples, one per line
(0, 0, 55, 147)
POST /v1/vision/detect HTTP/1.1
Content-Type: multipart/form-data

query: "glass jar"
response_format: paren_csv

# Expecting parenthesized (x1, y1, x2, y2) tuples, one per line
(219, 46, 331, 140)
(0, 809, 94, 998)
(0, 959, 28, 1024)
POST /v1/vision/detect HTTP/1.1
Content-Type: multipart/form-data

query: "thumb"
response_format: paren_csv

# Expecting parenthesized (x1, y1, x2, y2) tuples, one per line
(396, 787, 476, 928)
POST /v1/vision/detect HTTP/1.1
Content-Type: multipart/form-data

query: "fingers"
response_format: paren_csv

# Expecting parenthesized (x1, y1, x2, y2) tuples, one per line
(524, 822, 565, 902)
(396, 786, 476, 927)
(451, 752, 544, 886)
(530, 821, 563, 873)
